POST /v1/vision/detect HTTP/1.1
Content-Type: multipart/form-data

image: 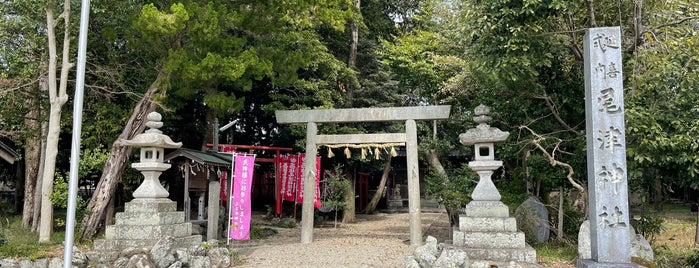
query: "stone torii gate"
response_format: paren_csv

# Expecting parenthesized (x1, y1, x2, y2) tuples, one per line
(275, 105, 451, 246)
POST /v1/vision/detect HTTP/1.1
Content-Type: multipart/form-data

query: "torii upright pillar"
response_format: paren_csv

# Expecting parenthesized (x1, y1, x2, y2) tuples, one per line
(301, 122, 318, 243)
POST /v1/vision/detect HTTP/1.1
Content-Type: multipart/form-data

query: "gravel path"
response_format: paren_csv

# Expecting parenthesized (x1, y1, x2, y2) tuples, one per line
(231, 212, 451, 268)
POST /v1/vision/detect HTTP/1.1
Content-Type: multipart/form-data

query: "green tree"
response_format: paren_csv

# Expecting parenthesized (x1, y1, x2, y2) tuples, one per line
(456, 0, 589, 203)
(622, 0, 699, 242)
(0, 0, 48, 230)
(449, 0, 699, 234)
(81, 0, 358, 241)
(321, 165, 351, 228)
(380, 0, 475, 224)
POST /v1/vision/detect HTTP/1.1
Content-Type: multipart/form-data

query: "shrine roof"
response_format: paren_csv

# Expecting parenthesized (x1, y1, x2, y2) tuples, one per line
(0, 141, 19, 164)
(164, 148, 232, 167)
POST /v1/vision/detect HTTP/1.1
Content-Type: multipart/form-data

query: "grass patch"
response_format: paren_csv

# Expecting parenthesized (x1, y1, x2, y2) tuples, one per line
(653, 216, 697, 267)
(0, 216, 65, 260)
(662, 203, 693, 212)
(655, 217, 695, 250)
(533, 240, 577, 266)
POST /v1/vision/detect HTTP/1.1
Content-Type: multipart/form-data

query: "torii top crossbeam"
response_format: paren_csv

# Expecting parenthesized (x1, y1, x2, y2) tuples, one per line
(275, 105, 451, 246)
(276, 105, 451, 124)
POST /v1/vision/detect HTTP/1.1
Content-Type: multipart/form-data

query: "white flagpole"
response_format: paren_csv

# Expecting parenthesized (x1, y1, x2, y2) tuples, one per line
(64, 0, 91, 267)
(227, 153, 235, 245)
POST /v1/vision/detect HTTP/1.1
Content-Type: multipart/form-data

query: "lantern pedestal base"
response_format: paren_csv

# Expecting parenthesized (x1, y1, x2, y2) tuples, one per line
(93, 199, 201, 252)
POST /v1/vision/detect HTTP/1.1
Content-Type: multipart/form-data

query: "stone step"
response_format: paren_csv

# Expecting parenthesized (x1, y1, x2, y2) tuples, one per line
(470, 260, 543, 268)
(459, 216, 517, 232)
(451, 245, 537, 264)
(105, 223, 193, 240)
(115, 211, 185, 225)
(124, 199, 177, 213)
(452, 231, 526, 248)
(93, 235, 202, 252)
(463, 201, 510, 217)
(576, 259, 646, 268)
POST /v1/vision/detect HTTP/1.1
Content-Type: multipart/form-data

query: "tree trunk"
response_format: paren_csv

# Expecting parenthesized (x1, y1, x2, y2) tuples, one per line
(32, 121, 47, 232)
(104, 195, 115, 226)
(348, 0, 360, 71)
(21, 100, 40, 227)
(202, 109, 217, 151)
(695, 199, 699, 245)
(39, 104, 62, 242)
(15, 153, 24, 213)
(364, 155, 392, 214)
(653, 176, 662, 211)
(21, 136, 39, 227)
(586, 0, 597, 28)
(557, 186, 564, 240)
(79, 72, 164, 241)
(345, 0, 360, 107)
(424, 149, 446, 175)
(39, 0, 73, 243)
(342, 166, 356, 223)
(424, 149, 458, 226)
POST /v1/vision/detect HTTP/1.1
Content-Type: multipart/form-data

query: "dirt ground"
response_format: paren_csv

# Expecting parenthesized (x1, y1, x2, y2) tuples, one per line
(229, 211, 453, 267)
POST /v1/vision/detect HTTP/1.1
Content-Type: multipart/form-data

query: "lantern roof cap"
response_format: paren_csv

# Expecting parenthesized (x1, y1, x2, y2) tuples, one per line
(459, 104, 509, 145)
(118, 112, 182, 149)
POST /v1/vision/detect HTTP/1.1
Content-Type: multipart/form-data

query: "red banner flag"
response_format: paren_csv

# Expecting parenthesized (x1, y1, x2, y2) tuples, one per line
(296, 155, 322, 208)
(275, 154, 322, 212)
(283, 155, 298, 201)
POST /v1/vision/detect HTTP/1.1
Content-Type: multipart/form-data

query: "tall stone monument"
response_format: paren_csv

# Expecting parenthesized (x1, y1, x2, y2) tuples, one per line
(93, 112, 202, 251)
(452, 105, 536, 263)
(577, 27, 642, 267)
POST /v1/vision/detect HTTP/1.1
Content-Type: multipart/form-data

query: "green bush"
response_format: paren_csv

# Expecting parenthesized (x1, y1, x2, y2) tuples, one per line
(50, 173, 89, 223)
(250, 226, 278, 239)
(0, 231, 6, 246)
(321, 165, 351, 212)
(0, 200, 14, 216)
(0, 215, 8, 245)
(561, 198, 586, 240)
(498, 176, 529, 210)
(424, 164, 476, 210)
(631, 215, 666, 244)
(277, 217, 296, 228)
(685, 247, 699, 268)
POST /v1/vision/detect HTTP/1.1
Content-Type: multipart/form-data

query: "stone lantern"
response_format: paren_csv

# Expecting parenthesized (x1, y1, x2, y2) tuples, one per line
(93, 111, 201, 252)
(119, 112, 182, 199)
(453, 104, 536, 264)
(458, 104, 510, 214)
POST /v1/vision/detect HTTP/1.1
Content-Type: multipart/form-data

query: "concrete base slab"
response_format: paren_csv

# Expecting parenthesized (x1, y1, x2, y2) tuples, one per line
(470, 260, 542, 268)
(105, 222, 193, 239)
(456, 245, 537, 264)
(93, 235, 202, 252)
(453, 230, 526, 248)
(463, 201, 510, 217)
(124, 199, 177, 213)
(576, 259, 646, 268)
(459, 216, 517, 232)
(115, 211, 185, 225)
